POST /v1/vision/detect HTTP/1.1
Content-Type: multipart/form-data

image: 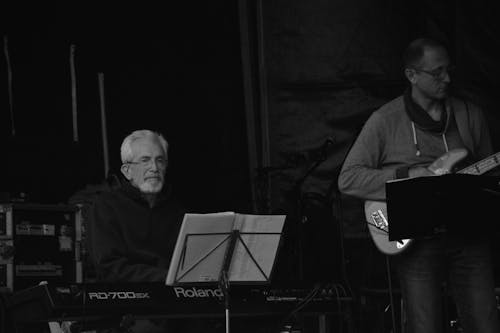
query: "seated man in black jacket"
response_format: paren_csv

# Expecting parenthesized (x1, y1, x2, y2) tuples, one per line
(90, 129, 184, 283)
(89, 129, 221, 332)
(90, 129, 278, 333)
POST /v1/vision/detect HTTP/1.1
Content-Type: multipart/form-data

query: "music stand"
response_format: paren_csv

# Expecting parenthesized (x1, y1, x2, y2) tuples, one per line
(166, 212, 286, 333)
(386, 174, 500, 241)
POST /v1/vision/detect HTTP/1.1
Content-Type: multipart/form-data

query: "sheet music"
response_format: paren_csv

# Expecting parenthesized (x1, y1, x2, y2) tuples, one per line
(166, 212, 286, 285)
(229, 214, 286, 282)
(166, 212, 235, 285)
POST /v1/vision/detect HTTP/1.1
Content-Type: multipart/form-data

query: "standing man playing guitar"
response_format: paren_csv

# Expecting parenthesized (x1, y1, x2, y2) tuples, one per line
(338, 38, 499, 333)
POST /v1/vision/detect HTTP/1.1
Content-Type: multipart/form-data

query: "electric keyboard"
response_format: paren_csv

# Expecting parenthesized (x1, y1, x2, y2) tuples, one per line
(7, 282, 352, 323)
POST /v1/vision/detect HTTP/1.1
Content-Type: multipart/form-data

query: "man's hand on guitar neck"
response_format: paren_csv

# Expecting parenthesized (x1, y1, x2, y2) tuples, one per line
(408, 166, 437, 178)
(408, 148, 469, 178)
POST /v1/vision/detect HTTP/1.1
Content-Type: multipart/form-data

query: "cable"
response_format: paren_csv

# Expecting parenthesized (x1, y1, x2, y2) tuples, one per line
(280, 282, 353, 333)
(385, 256, 398, 333)
(334, 192, 354, 298)
(276, 283, 322, 332)
(331, 283, 343, 333)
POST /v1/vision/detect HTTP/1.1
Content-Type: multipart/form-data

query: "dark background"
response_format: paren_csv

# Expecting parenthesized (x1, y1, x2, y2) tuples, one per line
(1, 3, 251, 213)
(2, 2, 500, 217)
(2, 3, 500, 329)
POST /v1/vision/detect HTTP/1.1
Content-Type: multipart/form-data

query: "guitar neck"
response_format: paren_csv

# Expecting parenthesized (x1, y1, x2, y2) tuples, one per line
(458, 152, 500, 175)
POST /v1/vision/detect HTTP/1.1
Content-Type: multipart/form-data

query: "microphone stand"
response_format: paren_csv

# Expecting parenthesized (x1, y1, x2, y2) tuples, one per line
(255, 165, 292, 214)
(291, 142, 331, 283)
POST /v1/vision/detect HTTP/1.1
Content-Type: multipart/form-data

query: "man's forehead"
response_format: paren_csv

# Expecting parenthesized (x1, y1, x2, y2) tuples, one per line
(421, 46, 449, 67)
(131, 137, 167, 157)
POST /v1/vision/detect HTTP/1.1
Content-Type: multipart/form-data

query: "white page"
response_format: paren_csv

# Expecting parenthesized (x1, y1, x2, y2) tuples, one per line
(166, 212, 235, 285)
(229, 214, 286, 282)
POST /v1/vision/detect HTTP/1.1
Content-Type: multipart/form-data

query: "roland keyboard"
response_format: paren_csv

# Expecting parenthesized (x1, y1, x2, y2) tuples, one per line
(7, 282, 351, 323)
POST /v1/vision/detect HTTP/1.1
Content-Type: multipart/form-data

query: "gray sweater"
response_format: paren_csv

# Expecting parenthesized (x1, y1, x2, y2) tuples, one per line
(338, 95, 492, 201)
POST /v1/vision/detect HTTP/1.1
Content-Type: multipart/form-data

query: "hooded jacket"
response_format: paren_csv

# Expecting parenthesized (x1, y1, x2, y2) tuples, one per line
(338, 94, 493, 201)
(89, 181, 186, 282)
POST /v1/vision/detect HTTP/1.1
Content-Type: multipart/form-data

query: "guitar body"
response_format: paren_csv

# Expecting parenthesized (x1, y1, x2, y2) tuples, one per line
(364, 148, 468, 255)
(365, 200, 412, 255)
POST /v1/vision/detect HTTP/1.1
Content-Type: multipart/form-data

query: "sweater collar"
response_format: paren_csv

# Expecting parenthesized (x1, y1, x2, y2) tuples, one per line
(404, 88, 449, 133)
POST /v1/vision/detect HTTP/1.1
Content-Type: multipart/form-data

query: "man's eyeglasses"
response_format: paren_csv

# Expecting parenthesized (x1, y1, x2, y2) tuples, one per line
(413, 65, 455, 81)
(125, 158, 168, 169)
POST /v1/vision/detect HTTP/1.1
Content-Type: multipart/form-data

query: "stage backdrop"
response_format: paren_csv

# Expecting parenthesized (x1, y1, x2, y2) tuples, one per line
(1, 3, 252, 214)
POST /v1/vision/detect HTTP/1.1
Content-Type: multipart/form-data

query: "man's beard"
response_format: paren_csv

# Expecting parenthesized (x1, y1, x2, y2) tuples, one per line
(138, 178, 164, 194)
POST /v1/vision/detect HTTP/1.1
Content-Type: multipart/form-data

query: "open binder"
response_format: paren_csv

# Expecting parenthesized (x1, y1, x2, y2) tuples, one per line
(386, 174, 500, 240)
(166, 212, 286, 286)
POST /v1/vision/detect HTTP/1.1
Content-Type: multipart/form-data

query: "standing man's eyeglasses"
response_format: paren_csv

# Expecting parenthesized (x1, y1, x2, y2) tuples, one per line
(413, 65, 455, 81)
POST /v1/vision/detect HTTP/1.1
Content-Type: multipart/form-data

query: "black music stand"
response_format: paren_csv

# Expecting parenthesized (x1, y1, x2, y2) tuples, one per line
(166, 213, 285, 333)
(386, 174, 500, 241)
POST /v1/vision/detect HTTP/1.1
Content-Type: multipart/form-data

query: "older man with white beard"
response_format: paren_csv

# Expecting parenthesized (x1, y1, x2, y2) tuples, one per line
(88, 130, 273, 333)
(87, 130, 195, 332)
(89, 129, 185, 283)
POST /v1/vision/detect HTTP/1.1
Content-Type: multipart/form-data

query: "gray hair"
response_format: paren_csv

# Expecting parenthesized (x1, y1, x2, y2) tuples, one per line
(120, 129, 168, 163)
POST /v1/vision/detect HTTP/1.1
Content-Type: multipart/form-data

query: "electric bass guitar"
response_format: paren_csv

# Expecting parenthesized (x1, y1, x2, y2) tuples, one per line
(365, 148, 500, 255)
